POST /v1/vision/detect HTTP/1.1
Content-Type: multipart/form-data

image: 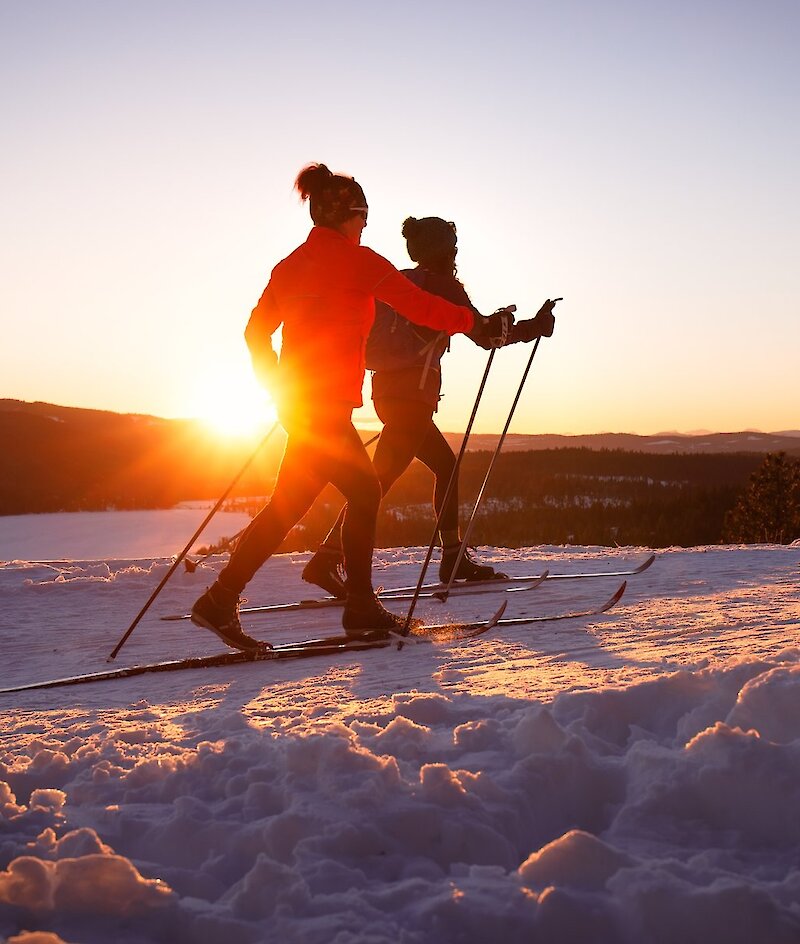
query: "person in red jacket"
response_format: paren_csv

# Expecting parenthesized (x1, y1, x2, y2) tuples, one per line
(302, 215, 558, 599)
(191, 165, 513, 650)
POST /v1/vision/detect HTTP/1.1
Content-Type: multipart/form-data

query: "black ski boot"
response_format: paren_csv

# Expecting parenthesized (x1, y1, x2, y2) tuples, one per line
(342, 591, 421, 638)
(191, 583, 271, 652)
(439, 545, 509, 583)
(302, 546, 347, 599)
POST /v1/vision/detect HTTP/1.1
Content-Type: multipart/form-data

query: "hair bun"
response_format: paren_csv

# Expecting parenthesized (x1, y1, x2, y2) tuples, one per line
(401, 217, 420, 240)
(293, 162, 367, 228)
(295, 163, 334, 202)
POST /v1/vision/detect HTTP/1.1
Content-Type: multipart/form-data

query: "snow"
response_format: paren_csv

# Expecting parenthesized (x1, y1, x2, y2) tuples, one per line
(1, 514, 800, 943)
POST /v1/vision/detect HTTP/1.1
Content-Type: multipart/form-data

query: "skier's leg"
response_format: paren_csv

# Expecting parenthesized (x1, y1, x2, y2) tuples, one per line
(323, 422, 381, 595)
(323, 421, 414, 634)
(191, 427, 333, 648)
(320, 507, 347, 550)
(373, 400, 463, 546)
(304, 428, 385, 595)
(371, 398, 431, 495)
(415, 421, 508, 583)
(218, 436, 332, 592)
(413, 420, 459, 541)
(305, 400, 428, 601)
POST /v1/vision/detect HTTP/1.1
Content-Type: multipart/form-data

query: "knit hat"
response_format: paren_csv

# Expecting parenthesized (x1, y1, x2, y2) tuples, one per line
(402, 217, 457, 266)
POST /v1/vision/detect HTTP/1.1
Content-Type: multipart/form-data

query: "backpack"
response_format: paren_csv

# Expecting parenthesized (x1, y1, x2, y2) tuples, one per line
(365, 302, 446, 373)
(365, 268, 449, 378)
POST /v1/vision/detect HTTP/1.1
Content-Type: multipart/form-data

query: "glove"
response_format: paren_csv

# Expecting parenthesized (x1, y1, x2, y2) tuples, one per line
(511, 298, 560, 342)
(478, 305, 516, 348)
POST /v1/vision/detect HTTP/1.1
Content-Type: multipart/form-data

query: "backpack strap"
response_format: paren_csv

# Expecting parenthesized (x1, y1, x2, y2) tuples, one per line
(411, 268, 448, 391)
(417, 335, 441, 391)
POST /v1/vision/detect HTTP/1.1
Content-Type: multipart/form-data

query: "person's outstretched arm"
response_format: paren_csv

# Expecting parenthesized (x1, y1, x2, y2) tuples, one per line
(359, 248, 475, 335)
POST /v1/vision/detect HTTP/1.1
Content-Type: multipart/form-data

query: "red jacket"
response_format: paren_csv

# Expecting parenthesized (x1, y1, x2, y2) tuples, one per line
(245, 226, 475, 408)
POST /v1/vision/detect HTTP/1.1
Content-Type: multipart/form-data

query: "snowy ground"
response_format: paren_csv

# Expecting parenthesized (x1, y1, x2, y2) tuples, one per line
(1, 525, 800, 943)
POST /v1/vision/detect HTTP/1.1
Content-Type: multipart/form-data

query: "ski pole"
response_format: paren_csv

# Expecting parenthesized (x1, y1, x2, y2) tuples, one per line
(361, 431, 383, 449)
(436, 337, 544, 603)
(402, 348, 498, 631)
(183, 429, 383, 573)
(108, 421, 280, 660)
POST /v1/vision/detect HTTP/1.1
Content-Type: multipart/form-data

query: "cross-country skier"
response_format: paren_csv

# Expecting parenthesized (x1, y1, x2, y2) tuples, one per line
(190, 167, 515, 650)
(302, 215, 558, 599)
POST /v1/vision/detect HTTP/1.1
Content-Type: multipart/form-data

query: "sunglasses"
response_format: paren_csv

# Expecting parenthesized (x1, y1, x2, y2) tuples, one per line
(349, 207, 369, 222)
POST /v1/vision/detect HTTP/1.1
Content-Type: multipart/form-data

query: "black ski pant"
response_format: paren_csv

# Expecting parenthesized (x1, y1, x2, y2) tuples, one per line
(218, 409, 381, 596)
(321, 397, 458, 549)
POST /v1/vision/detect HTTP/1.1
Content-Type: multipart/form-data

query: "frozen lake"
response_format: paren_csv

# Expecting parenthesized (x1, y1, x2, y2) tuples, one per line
(0, 505, 252, 561)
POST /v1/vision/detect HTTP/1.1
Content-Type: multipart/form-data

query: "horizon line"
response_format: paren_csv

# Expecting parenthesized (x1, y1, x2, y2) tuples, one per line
(2, 397, 799, 440)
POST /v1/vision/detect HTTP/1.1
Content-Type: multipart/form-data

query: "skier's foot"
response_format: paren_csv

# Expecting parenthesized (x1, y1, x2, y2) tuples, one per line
(342, 591, 422, 638)
(439, 545, 509, 583)
(191, 583, 271, 652)
(302, 546, 347, 599)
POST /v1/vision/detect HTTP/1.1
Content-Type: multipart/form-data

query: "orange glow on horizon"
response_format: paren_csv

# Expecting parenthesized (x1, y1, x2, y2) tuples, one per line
(189, 373, 277, 439)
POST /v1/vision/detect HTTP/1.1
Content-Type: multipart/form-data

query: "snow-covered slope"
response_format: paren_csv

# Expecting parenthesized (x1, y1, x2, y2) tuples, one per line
(1, 542, 799, 943)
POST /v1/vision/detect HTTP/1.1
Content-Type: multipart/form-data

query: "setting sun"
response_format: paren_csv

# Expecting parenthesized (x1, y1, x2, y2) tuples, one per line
(190, 372, 277, 438)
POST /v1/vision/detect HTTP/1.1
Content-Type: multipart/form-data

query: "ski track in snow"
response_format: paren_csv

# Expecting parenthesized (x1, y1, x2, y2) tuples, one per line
(1, 541, 800, 943)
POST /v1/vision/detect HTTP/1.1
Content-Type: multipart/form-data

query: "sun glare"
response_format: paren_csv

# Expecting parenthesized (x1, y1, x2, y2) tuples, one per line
(191, 373, 277, 438)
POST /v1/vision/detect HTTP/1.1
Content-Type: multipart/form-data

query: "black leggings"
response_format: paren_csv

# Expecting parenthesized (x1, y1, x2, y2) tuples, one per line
(322, 397, 458, 547)
(219, 412, 381, 595)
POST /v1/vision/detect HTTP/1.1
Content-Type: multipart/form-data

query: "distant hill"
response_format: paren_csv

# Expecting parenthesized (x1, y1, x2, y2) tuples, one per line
(0, 399, 287, 515)
(451, 430, 800, 455)
(2, 398, 798, 516)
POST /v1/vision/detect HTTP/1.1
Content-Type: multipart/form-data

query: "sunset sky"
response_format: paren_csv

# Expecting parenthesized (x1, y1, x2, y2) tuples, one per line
(2, 1, 797, 436)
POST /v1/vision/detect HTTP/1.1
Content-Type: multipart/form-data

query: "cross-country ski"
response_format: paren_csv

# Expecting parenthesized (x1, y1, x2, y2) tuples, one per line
(159, 553, 654, 621)
(0, 586, 632, 694)
(160, 568, 553, 621)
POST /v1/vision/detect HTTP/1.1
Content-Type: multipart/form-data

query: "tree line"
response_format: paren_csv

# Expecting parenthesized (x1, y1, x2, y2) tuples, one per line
(209, 449, 800, 551)
(3, 402, 797, 547)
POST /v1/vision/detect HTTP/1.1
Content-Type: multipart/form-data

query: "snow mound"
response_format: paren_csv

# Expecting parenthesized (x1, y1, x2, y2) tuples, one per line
(2, 652, 800, 942)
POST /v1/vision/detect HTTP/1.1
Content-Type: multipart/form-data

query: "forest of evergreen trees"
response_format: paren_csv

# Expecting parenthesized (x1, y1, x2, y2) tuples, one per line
(213, 449, 775, 552)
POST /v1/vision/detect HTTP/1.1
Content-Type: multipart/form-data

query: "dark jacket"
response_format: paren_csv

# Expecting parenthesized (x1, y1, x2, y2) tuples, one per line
(371, 266, 483, 409)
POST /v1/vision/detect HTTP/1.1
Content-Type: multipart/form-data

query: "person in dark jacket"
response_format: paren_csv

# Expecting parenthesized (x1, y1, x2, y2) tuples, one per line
(191, 171, 515, 650)
(302, 215, 557, 598)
